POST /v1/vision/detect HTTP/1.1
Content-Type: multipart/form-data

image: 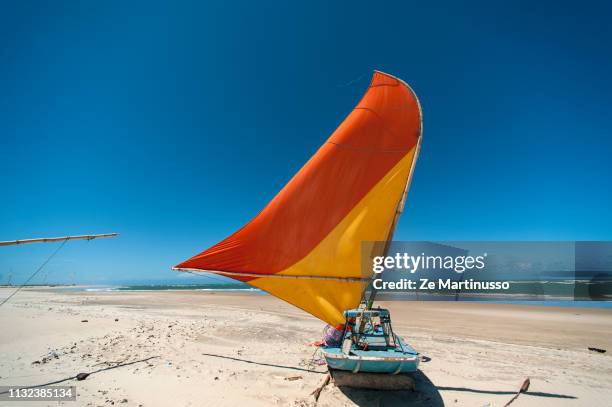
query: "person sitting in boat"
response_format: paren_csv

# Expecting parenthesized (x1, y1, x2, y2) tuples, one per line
(321, 316, 360, 346)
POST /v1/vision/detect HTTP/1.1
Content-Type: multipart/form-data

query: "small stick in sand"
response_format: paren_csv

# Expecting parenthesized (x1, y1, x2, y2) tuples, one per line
(311, 373, 331, 402)
(503, 378, 530, 407)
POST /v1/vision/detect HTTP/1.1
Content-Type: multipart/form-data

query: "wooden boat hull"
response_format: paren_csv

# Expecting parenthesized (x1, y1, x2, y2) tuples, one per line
(329, 370, 416, 390)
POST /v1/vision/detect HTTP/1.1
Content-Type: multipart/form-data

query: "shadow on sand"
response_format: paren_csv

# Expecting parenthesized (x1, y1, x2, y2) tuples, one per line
(335, 371, 577, 406)
(436, 385, 576, 399)
(200, 353, 576, 406)
(336, 371, 444, 407)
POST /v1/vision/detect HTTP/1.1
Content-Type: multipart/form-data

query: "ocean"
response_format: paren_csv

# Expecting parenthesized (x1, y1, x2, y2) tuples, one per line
(43, 281, 610, 309)
(12, 275, 604, 309)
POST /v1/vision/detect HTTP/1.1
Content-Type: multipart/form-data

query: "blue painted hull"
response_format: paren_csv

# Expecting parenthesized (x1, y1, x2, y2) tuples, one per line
(321, 336, 419, 374)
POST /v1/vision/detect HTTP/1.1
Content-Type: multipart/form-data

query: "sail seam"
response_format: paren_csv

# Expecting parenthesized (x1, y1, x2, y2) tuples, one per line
(369, 83, 400, 88)
(326, 141, 411, 154)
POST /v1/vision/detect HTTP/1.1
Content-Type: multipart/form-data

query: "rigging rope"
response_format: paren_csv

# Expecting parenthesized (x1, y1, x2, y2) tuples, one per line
(184, 269, 240, 285)
(0, 239, 68, 307)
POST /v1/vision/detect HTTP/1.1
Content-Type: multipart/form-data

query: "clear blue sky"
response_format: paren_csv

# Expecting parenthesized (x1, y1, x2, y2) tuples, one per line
(1, 1, 611, 284)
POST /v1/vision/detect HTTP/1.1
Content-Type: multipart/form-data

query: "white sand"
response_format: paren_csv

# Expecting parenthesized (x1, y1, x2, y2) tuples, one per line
(0, 288, 611, 406)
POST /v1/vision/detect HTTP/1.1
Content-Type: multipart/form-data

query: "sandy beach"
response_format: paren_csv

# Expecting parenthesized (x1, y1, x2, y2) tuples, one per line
(0, 288, 611, 407)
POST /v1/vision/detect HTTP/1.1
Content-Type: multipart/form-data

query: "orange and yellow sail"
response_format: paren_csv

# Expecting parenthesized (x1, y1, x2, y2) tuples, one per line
(175, 71, 422, 326)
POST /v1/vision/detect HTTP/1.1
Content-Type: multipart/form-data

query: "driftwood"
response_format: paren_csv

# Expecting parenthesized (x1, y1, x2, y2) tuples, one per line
(503, 378, 530, 407)
(330, 369, 415, 391)
(311, 373, 331, 401)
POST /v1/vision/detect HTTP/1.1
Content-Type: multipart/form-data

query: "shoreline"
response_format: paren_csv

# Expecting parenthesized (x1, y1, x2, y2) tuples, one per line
(6, 284, 612, 309)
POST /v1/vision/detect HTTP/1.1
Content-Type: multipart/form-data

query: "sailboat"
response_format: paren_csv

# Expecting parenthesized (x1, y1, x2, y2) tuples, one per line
(174, 70, 422, 376)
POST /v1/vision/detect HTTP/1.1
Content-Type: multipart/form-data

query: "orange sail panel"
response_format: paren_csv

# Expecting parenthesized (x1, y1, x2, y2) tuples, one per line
(175, 71, 422, 326)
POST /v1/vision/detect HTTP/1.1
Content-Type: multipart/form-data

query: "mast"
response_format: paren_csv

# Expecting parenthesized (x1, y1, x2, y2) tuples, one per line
(0, 233, 118, 247)
(365, 73, 423, 309)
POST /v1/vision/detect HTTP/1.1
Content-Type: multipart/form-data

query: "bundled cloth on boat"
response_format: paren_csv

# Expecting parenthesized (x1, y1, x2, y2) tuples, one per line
(322, 324, 344, 346)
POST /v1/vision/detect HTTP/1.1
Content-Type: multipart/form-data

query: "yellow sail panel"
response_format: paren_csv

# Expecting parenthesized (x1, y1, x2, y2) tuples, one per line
(250, 148, 417, 325)
(251, 279, 366, 326)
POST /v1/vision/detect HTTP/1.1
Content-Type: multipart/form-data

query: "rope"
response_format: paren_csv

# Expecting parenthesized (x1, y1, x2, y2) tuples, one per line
(301, 346, 326, 371)
(184, 269, 238, 285)
(0, 356, 159, 394)
(0, 239, 68, 307)
(336, 72, 367, 88)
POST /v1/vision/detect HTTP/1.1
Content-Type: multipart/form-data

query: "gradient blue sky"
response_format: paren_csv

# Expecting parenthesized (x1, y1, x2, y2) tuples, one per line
(1, 1, 611, 284)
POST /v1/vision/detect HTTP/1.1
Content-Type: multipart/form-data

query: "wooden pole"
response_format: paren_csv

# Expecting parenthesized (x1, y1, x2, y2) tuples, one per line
(0, 233, 118, 247)
(366, 133, 422, 309)
(175, 267, 370, 282)
(363, 73, 424, 310)
(0, 232, 119, 307)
